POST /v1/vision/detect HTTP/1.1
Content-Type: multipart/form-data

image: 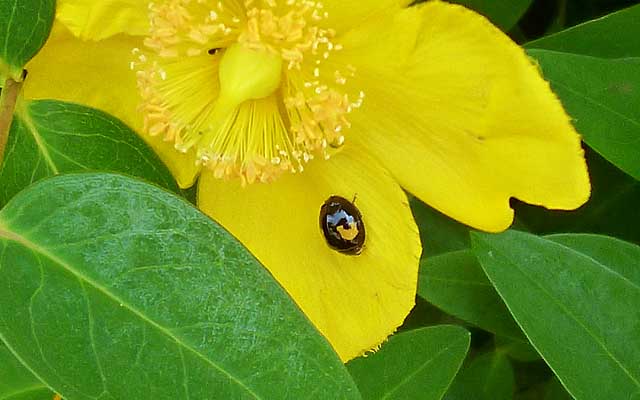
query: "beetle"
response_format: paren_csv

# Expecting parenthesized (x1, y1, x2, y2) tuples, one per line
(319, 195, 365, 255)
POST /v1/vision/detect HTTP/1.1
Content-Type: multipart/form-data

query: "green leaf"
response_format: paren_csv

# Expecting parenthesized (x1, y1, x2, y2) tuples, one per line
(0, 342, 53, 400)
(526, 4, 640, 58)
(347, 326, 470, 400)
(0, 0, 55, 80)
(410, 198, 470, 256)
(0, 173, 360, 400)
(471, 231, 640, 400)
(444, 352, 515, 400)
(0, 100, 180, 207)
(449, 0, 533, 30)
(547, 233, 640, 270)
(418, 250, 525, 341)
(528, 50, 640, 180)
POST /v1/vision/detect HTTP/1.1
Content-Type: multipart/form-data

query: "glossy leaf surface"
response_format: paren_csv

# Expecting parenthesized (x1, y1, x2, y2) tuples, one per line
(0, 100, 179, 206)
(529, 50, 640, 180)
(0, 173, 360, 400)
(526, 4, 640, 58)
(0, 343, 53, 400)
(472, 231, 640, 400)
(347, 326, 470, 400)
(0, 0, 55, 80)
(418, 250, 524, 341)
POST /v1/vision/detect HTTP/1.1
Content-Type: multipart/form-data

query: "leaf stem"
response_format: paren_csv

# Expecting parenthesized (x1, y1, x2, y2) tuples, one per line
(0, 73, 24, 166)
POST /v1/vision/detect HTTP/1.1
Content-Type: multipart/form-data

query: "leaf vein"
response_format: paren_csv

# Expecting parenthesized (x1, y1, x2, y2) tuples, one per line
(79, 279, 109, 395)
(2, 229, 264, 400)
(380, 336, 467, 400)
(549, 77, 640, 130)
(0, 384, 48, 400)
(16, 111, 59, 174)
(178, 345, 190, 400)
(2, 0, 19, 62)
(486, 244, 640, 389)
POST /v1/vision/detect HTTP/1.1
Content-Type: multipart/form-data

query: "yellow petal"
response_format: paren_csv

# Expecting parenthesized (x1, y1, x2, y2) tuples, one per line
(197, 147, 421, 362)
(57, 0, 149, 40)
(322, 0, 410, 34)
(56, 0, 409, 40)
(335, 1, 591, 232)
(23, 23, 200, 188)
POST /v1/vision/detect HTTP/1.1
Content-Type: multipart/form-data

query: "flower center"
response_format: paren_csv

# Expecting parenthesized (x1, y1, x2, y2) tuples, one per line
(218, 44, 282, 106)
(133, 0, 364, 184)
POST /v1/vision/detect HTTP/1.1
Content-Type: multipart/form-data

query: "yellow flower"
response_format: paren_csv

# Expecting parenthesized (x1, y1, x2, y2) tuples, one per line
(24, 0, 590, 361)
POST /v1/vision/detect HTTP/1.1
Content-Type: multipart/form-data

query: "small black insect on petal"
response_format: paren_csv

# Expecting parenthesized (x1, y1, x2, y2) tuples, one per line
(319, 195, 365, 255)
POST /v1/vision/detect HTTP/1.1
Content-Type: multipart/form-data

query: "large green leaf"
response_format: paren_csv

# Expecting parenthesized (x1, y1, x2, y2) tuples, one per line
(444, 352, 515, 400)
(448, 0, 533, 30)
(0, 173, 360, 400)
(0, 343, 53, 400)
(548, 233, 640, 278)
(526, 4, 640, 58)
(0, 0, 55, 80)
(347, 326, 470, 400)
(0, 100, 180, 206)
(471, 231, 640, 400)
(418, 250, 524, 341)
(528, 50, 640, 180)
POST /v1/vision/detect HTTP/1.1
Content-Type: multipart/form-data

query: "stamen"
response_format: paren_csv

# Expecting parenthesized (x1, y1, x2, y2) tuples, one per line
(197, 95, 306, 185)
(134, 0, 365, 184)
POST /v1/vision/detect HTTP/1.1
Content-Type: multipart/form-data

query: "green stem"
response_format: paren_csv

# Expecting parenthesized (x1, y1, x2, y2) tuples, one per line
(0, 75, 23, 167)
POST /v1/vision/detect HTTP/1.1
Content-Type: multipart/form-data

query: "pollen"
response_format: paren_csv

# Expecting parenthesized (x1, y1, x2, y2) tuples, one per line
(133, 0, 364, 184)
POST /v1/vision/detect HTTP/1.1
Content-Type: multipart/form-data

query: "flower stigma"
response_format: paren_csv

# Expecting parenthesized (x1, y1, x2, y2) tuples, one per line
(133, 0, 365, 184)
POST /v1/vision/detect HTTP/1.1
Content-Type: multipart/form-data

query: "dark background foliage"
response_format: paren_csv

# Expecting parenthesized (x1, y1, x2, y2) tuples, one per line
(520, 0, 640, 37)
